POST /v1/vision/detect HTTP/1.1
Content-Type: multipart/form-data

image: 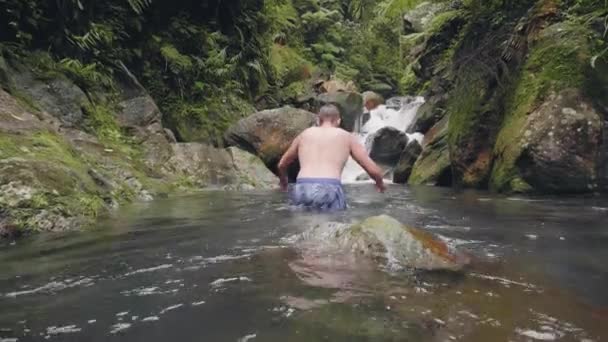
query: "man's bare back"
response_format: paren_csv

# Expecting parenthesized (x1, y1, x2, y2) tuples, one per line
(297, 126, 351, 180)
(277, 105, 385, 212)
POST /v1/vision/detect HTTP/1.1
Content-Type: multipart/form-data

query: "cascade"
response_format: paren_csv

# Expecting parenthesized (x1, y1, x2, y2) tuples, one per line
(341, 96, 425, 183)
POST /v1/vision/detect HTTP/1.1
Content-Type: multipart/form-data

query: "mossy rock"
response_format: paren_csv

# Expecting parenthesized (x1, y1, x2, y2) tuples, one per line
(169, 94, 256, 146)
(491, 21, 607, 193)
(409, 116, 452, 186)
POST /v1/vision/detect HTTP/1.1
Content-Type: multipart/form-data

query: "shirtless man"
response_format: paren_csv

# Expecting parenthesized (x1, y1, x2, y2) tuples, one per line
(277, 104, 386, 211)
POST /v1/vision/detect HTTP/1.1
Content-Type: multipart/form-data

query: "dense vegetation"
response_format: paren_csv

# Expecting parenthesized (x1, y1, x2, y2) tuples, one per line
(0, 0, 456, 143)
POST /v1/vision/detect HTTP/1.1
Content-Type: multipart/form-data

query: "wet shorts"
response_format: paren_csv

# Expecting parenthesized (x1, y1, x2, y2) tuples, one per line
(289, 178, 347, 211)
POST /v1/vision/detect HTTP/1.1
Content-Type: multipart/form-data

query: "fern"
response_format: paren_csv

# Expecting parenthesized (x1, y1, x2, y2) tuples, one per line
(126, 0, 153, 14)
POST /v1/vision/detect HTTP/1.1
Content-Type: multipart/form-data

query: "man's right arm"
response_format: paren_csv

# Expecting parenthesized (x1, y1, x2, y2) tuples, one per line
(349, 136, 386, 193)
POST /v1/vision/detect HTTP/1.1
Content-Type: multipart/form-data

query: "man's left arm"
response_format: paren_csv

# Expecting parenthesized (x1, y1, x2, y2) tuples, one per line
(277, 135, 301, 191)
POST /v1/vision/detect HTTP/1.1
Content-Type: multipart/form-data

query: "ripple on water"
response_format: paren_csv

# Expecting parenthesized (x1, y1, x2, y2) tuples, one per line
(4, 277, 95, 298)
(109, 323, 131, 334)
(123, 264, 173, 277)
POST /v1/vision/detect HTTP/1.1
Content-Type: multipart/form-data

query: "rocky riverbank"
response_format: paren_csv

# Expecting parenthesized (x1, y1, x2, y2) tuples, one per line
(0, 55, 277, 239)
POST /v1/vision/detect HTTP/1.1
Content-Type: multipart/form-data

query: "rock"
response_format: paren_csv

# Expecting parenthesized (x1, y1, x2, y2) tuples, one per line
(491, 89, 602, 193)
(228, 147, 278, 190)
(409, 116, 452, 186)
(224, 106, 316, 180)
(316, 92, 363, 132)
(403, 2, 449, 33)
(0, 89, 52, 134)
(366, 82, 394, 98)
(406, 94, 447, 134)
(163, 143, 237, 187)
(393, 141, 423, 184)
(7, 63, 88, 128)
(366, 127, 409, 165)
(116, 95, 162, 129)
(318, 79, 358, 93)
(292, 215, 469, 271)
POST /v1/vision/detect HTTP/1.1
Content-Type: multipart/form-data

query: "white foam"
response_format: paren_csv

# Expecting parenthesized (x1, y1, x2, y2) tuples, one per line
(192, 300, 206, 306)
(342, 97, 426, 183)
(124, 264, 172, 276)
(210, 277, 252, 287)
(46, 325, 81, 335)
(5, 278, 94, 298)
(159, 304, 183, 314)
(109, 323, 131, 334)
(238, 333, 257, 342)
(121, 287, 161, 296)
(516, 329, 558, 340)
(470, 273, 538, 290)
(141, 316, 159, 322)
(1, 338, 19, 342)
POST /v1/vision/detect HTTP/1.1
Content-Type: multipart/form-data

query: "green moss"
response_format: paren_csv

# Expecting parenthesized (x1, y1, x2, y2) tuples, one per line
(490, 22, 593, 192)
(171, 94, 255, 144)
(399, 64, 422, 94)
(270, 44, 314, 85)
(83, 103, 123, 145)
(446, 72, 488, 148)
(428, 10, 464, 34)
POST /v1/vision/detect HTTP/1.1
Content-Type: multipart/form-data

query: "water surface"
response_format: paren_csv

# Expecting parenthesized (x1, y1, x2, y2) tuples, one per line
(1, 185, 607, 341)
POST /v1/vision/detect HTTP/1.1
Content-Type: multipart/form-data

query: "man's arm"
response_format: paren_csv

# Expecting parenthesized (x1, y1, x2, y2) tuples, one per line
(350, 136, 386, 192)
(277, 134, 301, 191)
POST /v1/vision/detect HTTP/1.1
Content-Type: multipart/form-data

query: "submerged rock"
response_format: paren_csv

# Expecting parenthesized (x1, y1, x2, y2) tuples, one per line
(367, 127, 409, 165)
(393, 140, 423, 184)
(224, 106, 316, 180)
(292, 215, 469, 272)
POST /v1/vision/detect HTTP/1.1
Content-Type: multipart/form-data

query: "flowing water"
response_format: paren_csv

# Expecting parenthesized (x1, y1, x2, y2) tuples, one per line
(342, 96, 425, 183)
(1, 186, 607, 341)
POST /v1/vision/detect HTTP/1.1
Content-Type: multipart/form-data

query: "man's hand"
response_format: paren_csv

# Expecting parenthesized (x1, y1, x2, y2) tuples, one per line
(279, 177, 288, 192)
(375, 178, 386, 193)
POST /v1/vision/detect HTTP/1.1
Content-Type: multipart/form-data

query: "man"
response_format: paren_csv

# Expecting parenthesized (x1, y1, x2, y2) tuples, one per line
(277, 104, 386, 211)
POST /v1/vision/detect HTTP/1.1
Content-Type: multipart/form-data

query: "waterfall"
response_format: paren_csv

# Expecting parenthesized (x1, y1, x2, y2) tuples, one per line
(342, 96, 426, 183)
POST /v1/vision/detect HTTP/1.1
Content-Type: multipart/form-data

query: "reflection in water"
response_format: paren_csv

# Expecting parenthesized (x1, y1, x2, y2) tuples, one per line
(0, 186, 607, 341)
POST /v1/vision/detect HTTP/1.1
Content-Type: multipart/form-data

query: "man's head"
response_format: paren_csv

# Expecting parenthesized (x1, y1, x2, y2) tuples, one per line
(318, 104, 341, 127)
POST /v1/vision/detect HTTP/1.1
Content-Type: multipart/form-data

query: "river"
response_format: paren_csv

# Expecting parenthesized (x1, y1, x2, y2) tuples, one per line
(0, 185, 607, 341)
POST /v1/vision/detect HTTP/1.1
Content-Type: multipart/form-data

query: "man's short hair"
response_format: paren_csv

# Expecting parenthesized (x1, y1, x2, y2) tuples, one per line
(318, 104, 341, 123)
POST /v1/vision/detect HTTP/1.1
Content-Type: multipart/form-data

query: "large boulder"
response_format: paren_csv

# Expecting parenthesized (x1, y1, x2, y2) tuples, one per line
(366, 127, 409, 165)
(4, 60, 88, 128)
(291, 215, 469, 272)
(163, 143, 238, 187)
(491, 22, 608, 193)
(223, 106, 316, 180)
(408, 116, 452, 186)
(162, 143, 277, 190)
(393, 140, 423, 184)
(228, 147, 278, 190)
(316, 92, 363, 132)
(491, 89, 602, 193)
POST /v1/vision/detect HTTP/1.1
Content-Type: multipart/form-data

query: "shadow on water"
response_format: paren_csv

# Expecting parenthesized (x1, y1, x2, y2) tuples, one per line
(0, 185, 607, 341)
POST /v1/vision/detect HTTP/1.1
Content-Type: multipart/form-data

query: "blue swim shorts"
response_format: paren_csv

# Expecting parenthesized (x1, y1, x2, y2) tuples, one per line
(289, 178, 347, 211)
